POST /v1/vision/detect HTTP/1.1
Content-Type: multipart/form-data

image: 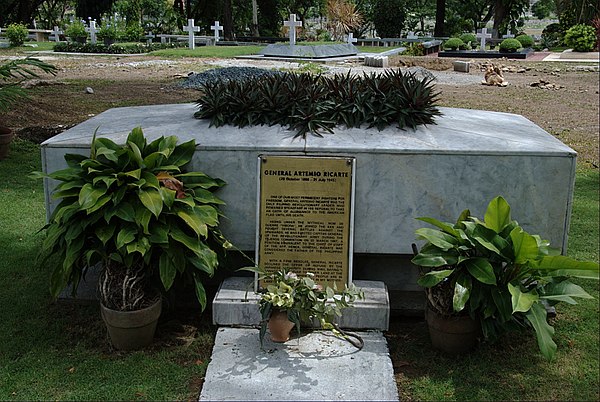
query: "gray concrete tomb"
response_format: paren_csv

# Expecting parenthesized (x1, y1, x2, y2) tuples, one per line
(41, 103, 577, 312)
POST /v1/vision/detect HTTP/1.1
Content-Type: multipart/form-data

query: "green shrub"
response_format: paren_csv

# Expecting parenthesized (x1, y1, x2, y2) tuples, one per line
(373, 0, 406, 38)
(53, 42, 186, 54)
(195, 70, 441, 137)
(564, 24, 597, 52)
(499, 38, 521, 52)
(515, 34, 534, 48)
(65, 20, 87, 41)
(459, 33, 477, 49)
(124, 24, 144, 42)
(402, 42, 425, 56)
(5, 23, 29, 47)
(444, 37, 464, 50)
(97, 24, 118, 41)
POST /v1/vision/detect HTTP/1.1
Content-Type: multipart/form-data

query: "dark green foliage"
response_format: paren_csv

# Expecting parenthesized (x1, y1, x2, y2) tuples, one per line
(459, 33, 477, 49)
(531, 0, 555, 19)
(194, 70, 441, 138)
(564, 24, 597, 52)
(443, 37, 464, 50)
(53, 42, 187, 54)
(5, 23, 29, 47)
(542, 22, 563, 47)
(373, 0, 406, 38)
(515, 34, 534, 48)
(499, 38, 521, 52)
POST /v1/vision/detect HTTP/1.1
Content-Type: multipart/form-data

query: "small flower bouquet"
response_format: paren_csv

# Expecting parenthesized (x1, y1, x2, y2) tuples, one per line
(244, 268, 364, 346)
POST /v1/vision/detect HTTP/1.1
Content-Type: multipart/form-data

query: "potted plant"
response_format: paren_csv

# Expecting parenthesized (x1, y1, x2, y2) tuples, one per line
(35, 128, 230, 350)
(65, 20, 87, 44)
(412, 196, 598, 360)
(97, 24, 118, 46)
(0, 57, 57, 160)
(244, 267, 364, 346)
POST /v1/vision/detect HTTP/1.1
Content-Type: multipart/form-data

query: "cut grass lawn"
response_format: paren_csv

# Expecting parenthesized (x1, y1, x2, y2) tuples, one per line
(0, 137, 597, 400)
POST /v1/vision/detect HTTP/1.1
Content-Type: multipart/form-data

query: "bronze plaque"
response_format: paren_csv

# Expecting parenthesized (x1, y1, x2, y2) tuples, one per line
(257, 155, 355, 288)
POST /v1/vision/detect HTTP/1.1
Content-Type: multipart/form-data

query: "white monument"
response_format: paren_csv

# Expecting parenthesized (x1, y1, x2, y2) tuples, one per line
(283, 14, 302, 46)
(211, 21, 224, 44)
(502, 28, 515, 39)
(50, 26, 63, 42)
(346, 32, 357, 45)
(183, 18, 200, 50)
(145, 31, 155, 44)
(86, 20, 99, 44)
(476, 27, 492, 50)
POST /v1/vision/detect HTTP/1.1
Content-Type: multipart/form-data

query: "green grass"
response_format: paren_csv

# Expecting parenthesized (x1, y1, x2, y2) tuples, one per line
(0, 138, 598, 400)
(0, 41, 56, 54)
(151, 45, 263, 58)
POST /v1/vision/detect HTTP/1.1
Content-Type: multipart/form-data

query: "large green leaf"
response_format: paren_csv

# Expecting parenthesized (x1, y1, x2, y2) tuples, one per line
(168, 139, 196, 167)
(127, 140, 144, 167)
(112, 201, 136, 223)
(78, 183, 106, 210)
(159, 187, 176, 209)
(415, 228, 457, 251)
(470, 224, 504, 256)
(127, 127, 146, 152)
(192, 188, 226, 205)
(510, 226, 540, 264)
(416, 216, 459, 236)
(95, 223, 116, 245)
(525, 302, 557, 361)
(416, 269, 454, 287)
(453, 273, 472, 312)
(159, 252, 177, 290)
(533, 256, 599, 279)
(463, 257, 496, 284)
(116, 226, 137, 248)
(148, 223, 169, 244)
(490, 288, 512, 322)
(411, 254, 449, 267)
(177, 209, 208, 238)
(86, 194, 111, 214)
(138, 188, 163, 218)
(126, 237, 151, 256)
(195, 205, 219, 227)
(135, 207, 153, 235)
(541, 280, 594, 304)
(508, 283, 539, 313)
(192, 272, 208, 311)
(484, 196, 511, 233)
(95, 146, 118, 162)
(158, 136, 178, 157)
(141, 171, 160, 189)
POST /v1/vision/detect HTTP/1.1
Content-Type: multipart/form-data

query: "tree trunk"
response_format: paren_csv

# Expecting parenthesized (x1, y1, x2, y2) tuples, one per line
(434, 0, 445, 37)
(252, 0, 260, 37)
(223, 0, 234, 40)
(492, 0, 507, 39)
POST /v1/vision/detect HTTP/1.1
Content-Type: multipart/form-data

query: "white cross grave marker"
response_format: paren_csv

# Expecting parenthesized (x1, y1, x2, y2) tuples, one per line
(283, 14, 302, 46)
(502, 28, 515, 39)
(50, 26, 63, 42)
(145, 31, 155, 44)
(476, 27, 492, 50)
(86, 20, 99, 44)
(211, 21, 223, 44)
(346, 32, 357, 45)
(407, 31, 418, 39)
(183, 18, 200, 50)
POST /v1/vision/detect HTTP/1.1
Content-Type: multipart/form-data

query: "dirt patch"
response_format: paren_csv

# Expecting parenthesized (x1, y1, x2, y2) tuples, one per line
(1, 53, 598, 168)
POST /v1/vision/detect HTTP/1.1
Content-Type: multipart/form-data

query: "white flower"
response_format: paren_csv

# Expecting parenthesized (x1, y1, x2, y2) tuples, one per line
(284, 272, 298, 281)
(306, 272, 315, 277)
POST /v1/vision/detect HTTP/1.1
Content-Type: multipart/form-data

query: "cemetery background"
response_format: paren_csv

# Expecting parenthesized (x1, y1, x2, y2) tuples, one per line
(0, 45, 598, 400)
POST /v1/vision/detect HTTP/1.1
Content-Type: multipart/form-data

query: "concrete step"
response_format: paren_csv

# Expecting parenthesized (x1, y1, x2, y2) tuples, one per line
(199, 327, 399, 401)
(212, 277, 390, 330)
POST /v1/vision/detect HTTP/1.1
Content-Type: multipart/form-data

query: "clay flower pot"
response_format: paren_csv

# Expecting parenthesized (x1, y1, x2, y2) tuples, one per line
(425, 308, 480, 355)
(101, 297, 162, 350)
(268, 309, 296, 342)
(0, 126, 14, 161)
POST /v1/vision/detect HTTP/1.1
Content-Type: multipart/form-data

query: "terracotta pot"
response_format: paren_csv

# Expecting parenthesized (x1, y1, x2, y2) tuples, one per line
(0, 126, 13, 161)
(101, 298, 162, 350)
(425, 308, 480, 355)
(268, 309, 295, 343)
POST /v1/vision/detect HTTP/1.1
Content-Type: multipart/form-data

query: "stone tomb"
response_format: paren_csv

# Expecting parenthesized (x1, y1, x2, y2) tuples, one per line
(41, 103, 577, 312)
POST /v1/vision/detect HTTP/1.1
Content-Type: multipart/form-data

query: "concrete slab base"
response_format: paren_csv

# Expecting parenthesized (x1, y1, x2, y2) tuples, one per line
(199, 327, 399, 401)
(212, 277, 390, 330)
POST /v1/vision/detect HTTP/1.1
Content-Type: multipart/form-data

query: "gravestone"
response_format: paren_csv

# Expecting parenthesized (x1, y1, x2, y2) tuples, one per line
(211, 21, 223, 44)
(406, 31, 418, 40)
(346, 32, 357, 45)
(477, 27, 492, 49)
(183, 18, 200, 50)
(145, 31, 155, 44)
(86, 20, 98, 45)
(503, 28, 515, 39)
(41, 104, 577, 312)
(50, 26, 63, 42)
(283, 13, 302, 46)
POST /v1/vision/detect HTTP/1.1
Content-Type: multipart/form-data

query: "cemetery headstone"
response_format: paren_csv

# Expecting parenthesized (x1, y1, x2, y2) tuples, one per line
(183, 18, 200, 50)
(50, 26, 63, 42)
(145, 31, 155, 44)
(407, 31, 418, 39)
(502, 28, 515, 39)
(86, 20, 98, 45)
(211, 21, 223, 44)
(283, 13, 302, 46)
(257, 155, 355, 288)
(477, 27, 492, 50)
(346, 32, 357, 45)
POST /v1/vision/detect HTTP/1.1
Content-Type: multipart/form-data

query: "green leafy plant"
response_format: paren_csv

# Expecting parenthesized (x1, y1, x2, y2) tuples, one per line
(373, 0, 406, 38)
(195, 70, 441, 138)
(97, 24, 119, 41)
(459, 33, 477, 49)
(243, 267, 364, 347)
(65, 20, 87, 42)
(5, 23, 29, 47)
(499, 38, 522, 52)
(444, 37, 464, 50)
(0, 57, 57, 113)
(34, 128, 230, 311)
(564, 24, 597, 52)
(403, 42, 425, 56)
(515, 34, 534, 48)
(53, 41, 186, 54)
(412, 196, 599, 360)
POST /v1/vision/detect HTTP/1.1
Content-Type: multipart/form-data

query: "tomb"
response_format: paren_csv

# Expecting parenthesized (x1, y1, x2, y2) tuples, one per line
(41, 103, 577, 313)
